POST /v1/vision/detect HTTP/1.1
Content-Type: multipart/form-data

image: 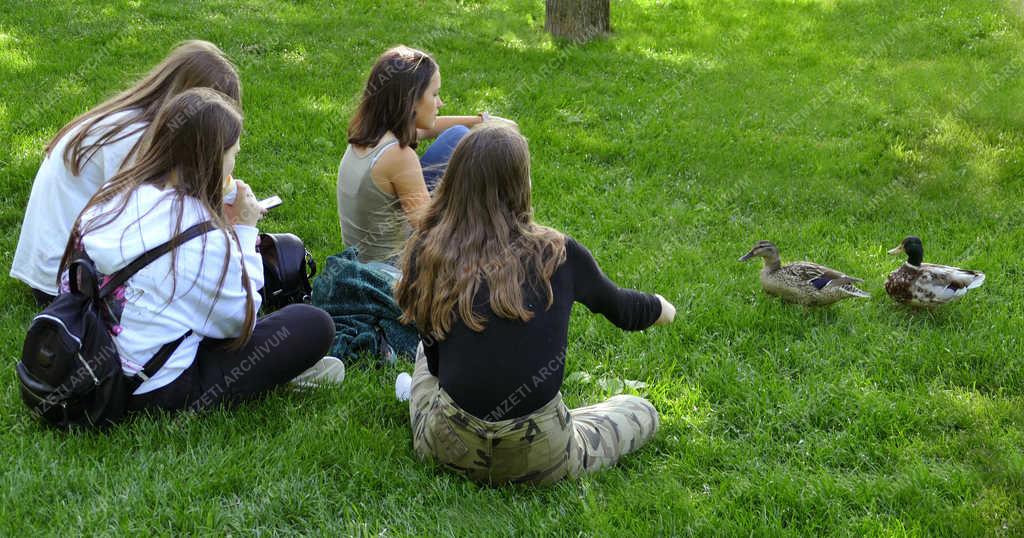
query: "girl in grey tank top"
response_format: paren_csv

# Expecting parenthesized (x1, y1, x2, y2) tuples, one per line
(337, 137, 408, 264)
(338, 46, 497, 267)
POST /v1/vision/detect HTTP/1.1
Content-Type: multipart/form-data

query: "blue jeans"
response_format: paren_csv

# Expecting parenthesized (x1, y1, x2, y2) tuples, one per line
(420, 125, 469, 191)
(366, 260, 402, 282)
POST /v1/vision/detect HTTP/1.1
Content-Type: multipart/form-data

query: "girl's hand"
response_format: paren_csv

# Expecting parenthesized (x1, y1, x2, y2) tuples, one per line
(654, 294, 676, 326)
(478, 112, 517, 127)
(491, 114, 517, 127)
(224, 180, 265, 227)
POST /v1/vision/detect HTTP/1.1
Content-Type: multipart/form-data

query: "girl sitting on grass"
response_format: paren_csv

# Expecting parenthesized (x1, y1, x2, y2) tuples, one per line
(12, 40, 243, 306)
(395, 122, 676, 485)
(337, 45, 508, 276)
(60, 88, 339, 413)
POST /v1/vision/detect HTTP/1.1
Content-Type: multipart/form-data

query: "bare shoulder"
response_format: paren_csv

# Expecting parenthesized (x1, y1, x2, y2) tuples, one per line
(373, 143, 419, 172)
(372, 144, 423, 194)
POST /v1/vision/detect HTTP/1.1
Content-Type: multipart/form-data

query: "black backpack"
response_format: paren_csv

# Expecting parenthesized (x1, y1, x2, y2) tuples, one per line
(257, 232, 316, 313)
(16, 221, 215, 430)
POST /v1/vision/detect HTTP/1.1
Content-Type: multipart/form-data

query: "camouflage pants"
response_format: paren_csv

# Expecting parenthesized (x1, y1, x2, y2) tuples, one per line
(409, 344, 659, 485)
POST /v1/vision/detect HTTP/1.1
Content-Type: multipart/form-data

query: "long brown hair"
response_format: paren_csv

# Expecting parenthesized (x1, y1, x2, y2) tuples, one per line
(59, 88, 255, 350)
(47, 40, 241, 176)
(395, 123, 566, 340)
(347, 45, 437, 150)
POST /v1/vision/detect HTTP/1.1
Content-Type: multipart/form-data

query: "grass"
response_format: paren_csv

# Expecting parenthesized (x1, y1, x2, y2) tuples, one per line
(2, 0, 1023, 535)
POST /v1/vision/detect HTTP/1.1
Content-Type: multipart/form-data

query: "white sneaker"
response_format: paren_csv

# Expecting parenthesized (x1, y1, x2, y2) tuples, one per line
(291, 356, 345, 388)
(395, 372, 412, 402)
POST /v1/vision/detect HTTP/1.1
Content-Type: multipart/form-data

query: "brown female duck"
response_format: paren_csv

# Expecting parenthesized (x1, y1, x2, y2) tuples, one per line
(739, 241, 870, 306)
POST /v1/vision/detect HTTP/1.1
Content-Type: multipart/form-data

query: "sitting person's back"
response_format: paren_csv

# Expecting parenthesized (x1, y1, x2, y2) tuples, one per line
(78, 182, 260, 394)
(337, 46, 489, 271)
(424, 236, 661, 421)
(59, 88, 337, 414)
(396, 122, 675, 485)
(337, 133, 409, 265)
(11, 40, 242, 305)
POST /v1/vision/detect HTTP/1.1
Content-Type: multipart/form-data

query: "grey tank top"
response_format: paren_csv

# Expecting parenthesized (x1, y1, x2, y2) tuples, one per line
(336, 138, 409, 263)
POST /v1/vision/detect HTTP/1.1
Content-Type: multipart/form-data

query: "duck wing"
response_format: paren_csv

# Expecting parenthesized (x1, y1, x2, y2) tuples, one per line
(921, 263, 985, 290)
(780, 262, 863, 290)
(896, 263, 985, 305)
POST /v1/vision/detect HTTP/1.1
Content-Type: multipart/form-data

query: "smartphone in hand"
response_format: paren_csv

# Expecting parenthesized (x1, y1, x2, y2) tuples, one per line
(258, 195, 283, 211)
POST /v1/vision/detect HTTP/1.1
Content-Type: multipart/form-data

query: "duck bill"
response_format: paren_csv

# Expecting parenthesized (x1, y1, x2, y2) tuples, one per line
(887, 245, 904, 256)
(738, 251, 755, 262)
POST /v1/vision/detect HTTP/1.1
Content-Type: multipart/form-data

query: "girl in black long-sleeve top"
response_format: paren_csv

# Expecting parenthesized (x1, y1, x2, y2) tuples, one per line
(395, 122, 675, 485)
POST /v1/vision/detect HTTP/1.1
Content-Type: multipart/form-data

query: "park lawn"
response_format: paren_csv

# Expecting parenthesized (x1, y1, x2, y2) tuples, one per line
(1, 0, 1023, 535)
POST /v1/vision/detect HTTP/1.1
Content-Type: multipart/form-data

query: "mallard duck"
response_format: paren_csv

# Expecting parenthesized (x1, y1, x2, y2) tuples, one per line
(739, 241, 870, 306)
(885, 236, 985, 307)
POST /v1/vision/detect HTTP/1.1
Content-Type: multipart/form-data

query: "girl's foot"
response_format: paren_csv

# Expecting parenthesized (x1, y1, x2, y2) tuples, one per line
(395, 372, 412, 402)
(292, 356, 346, 387)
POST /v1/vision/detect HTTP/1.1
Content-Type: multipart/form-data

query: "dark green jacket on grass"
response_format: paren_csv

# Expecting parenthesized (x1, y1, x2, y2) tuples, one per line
(311, 248, 418, 365)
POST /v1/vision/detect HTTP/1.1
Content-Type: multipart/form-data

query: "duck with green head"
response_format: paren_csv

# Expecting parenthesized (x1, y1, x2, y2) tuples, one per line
(885, 236, 985, 307)
(739, 241, 870, 306)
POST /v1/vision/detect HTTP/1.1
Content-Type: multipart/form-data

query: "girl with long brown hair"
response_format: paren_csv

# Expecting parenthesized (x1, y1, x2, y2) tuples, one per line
(338, 45, 511, 274)
(12, 40, 242, 305)
(395, 122, 676, 485)
(64, 88, 337, 414)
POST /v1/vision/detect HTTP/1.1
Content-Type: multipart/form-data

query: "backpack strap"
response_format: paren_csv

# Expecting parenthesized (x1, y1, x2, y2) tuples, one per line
(128, 330, 193, 389)
(96, 221, 216, 390)
(100, 221, 217, 298)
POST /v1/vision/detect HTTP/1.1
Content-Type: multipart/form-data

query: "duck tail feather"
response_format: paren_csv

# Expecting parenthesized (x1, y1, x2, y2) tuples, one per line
(841, 286, 871, 298)
(825, 276, 863, 287)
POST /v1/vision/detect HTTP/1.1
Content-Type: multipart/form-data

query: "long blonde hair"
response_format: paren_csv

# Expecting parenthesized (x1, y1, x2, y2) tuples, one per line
(395, 123, 566, 340)
(60, 88, 255, 350)
(47, 40, 241, 175)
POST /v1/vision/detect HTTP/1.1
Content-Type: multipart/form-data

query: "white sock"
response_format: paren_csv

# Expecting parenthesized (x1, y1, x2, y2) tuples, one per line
(395, 372, 412, 402)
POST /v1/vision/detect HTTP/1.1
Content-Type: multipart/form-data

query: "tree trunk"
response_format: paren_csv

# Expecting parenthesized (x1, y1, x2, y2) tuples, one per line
(545, 0, 610, 42)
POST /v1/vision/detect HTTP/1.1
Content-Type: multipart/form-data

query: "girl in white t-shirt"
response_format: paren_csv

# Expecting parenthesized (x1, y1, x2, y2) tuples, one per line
(62, 88, 337, 411)
(12, 40, 242, 304)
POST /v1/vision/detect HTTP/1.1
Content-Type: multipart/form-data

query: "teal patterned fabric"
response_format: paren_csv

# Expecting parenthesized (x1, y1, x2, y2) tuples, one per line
(311, 247, 418, 365)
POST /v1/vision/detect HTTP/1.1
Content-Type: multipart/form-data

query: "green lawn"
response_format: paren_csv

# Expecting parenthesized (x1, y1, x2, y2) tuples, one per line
(2, 0, 1023, 535)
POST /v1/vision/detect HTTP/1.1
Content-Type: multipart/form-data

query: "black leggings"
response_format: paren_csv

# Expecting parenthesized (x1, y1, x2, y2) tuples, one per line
(128, 304, 335, 413)
(31, 288, 56, 308)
